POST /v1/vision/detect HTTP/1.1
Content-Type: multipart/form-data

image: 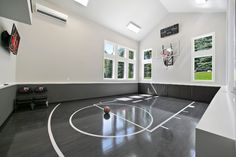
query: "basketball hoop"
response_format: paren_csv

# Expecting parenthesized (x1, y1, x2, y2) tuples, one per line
(160, 45, 174, 67)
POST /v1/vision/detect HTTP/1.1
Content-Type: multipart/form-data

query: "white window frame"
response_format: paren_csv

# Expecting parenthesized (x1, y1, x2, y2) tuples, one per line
(191, 32, 215, 82)
(103, 40, 136, 80)
(142, 49, 152, 80)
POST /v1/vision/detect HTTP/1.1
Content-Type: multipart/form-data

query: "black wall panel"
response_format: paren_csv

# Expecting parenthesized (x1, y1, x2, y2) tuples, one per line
(139, 83, 220, 103)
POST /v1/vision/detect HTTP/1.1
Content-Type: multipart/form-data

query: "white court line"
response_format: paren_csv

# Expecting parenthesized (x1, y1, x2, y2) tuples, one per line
(70, 104, 153, 137)
(132, 100, 143, 103)
(182, 110, 189, 113)
(149, 101, 195, 132)
(139, 94, 152, 97)
(99, 100, 117, 104)
(160, 126, 169, 130)
(116, 97, 133, 101)
(174, 116, 181, 120)
(145, 97, 153, 100)
(94, 104, 149, 130)
(129, 96, 143, 99)
(189, 105, 195, 108)
(48, 104, 64, 157)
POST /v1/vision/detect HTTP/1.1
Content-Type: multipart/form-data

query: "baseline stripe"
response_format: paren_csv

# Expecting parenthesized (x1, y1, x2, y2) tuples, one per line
(48, 104, 64, 157)
(160, 126, 169, 130)
(132, 100, 143, 103)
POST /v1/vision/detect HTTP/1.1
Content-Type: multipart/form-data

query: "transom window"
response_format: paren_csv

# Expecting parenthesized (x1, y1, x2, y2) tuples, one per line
(129, 50, 134, 59)
(103, 41, 136, 80)
(104, 42, 114, 55)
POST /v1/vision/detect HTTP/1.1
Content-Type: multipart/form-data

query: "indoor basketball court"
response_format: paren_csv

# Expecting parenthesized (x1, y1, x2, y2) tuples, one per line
(0, 0, 235, 157)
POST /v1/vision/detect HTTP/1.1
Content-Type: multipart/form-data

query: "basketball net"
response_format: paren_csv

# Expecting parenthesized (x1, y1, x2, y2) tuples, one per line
(160, 48, 173, 67)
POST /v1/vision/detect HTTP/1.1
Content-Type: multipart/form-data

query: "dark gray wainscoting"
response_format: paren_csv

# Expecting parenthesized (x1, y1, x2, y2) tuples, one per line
(18, 83, 138, 103)
(138, 83, 220, 103)
(0, 85, 16, 127)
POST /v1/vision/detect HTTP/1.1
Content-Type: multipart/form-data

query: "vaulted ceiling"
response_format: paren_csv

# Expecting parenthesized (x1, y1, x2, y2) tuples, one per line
(160, 0, 227, 13)
(43, 0, 227, 41)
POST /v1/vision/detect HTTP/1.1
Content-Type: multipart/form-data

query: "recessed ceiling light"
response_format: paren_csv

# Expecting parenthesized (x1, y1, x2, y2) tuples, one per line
(196, 0, 208, 5)
(74, 0, 89, 7)
(127, 22, 141, 33)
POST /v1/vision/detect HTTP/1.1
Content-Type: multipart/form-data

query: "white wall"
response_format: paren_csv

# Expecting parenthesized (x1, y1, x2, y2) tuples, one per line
(139, 13, 226, 86)
(226, 0, 236, 146)
(0, 17, 17, 85)
(16, 1, 138, 83)
(227, 0, 236, 93)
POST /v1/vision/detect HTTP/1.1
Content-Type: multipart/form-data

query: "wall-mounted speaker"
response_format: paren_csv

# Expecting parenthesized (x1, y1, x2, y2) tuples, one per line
(1, 31, 10, 51)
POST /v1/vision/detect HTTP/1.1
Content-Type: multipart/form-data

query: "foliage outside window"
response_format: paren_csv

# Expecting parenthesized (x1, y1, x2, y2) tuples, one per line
(118, 62, 125, 79)
(128, 63, 134, 79)
(194, 56, 212, 80)
(194, 36, 213, 52)
(144, 63, 152, 79)
(144, 50, 152, 60)
(104, 59, 113, 79)
(129, 50, 134, 59)
(117, 47, 125, 57)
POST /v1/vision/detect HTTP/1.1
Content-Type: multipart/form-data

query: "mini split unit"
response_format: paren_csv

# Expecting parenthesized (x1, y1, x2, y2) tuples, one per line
(35, 3, 68, 22)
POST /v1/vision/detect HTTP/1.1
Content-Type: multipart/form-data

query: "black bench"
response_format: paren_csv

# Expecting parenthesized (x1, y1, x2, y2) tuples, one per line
(15, 86, 48, 111)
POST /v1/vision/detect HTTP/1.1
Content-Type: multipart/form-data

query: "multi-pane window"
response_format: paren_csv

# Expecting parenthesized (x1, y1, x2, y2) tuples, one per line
(143, 49, 152, 80)
(192, 33, 215, 81)
(104, 41, 136, 80)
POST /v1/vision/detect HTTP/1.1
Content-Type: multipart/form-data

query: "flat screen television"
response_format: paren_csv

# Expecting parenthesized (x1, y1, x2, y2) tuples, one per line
(9, 24, 20, 55)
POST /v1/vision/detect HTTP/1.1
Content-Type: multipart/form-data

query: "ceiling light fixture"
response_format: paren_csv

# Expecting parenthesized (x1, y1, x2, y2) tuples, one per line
(74, 0, 89, 7)
(195, 0, 208, 5)
(127, 22, 141, 33)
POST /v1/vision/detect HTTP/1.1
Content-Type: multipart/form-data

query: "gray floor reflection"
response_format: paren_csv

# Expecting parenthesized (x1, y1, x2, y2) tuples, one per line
(102, 108, 136, 154)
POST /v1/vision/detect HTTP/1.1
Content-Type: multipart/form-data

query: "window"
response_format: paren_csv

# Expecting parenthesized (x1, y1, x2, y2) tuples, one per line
(103, 40, 136, 80)
(117, 47, 125, 57)
(104, 42, 114, 55)
(129, 50, 134, 60)
(117, 61, 125, 79)
(144, 50, 152, 60)
(142, 49, 152, 80)
(128, 63, 134, 79)
(104, 59, 113, 79)
(127, 49, 135, 79)
(144, 63, 152, 79)
(192, 33, 215, 81)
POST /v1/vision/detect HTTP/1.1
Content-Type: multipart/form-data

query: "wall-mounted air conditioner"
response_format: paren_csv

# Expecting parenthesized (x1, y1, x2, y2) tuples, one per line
(36, 3, 68, 22)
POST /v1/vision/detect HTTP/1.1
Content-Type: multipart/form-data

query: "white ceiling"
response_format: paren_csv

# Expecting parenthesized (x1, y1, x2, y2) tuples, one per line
(44, 0, 169, 41)
(41, 0, 226, 41)
(160, 0, 227, 13)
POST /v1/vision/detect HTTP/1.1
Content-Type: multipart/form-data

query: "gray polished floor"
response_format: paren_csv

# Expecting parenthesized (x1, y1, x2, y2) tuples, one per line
(0, 95, 208, 157)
